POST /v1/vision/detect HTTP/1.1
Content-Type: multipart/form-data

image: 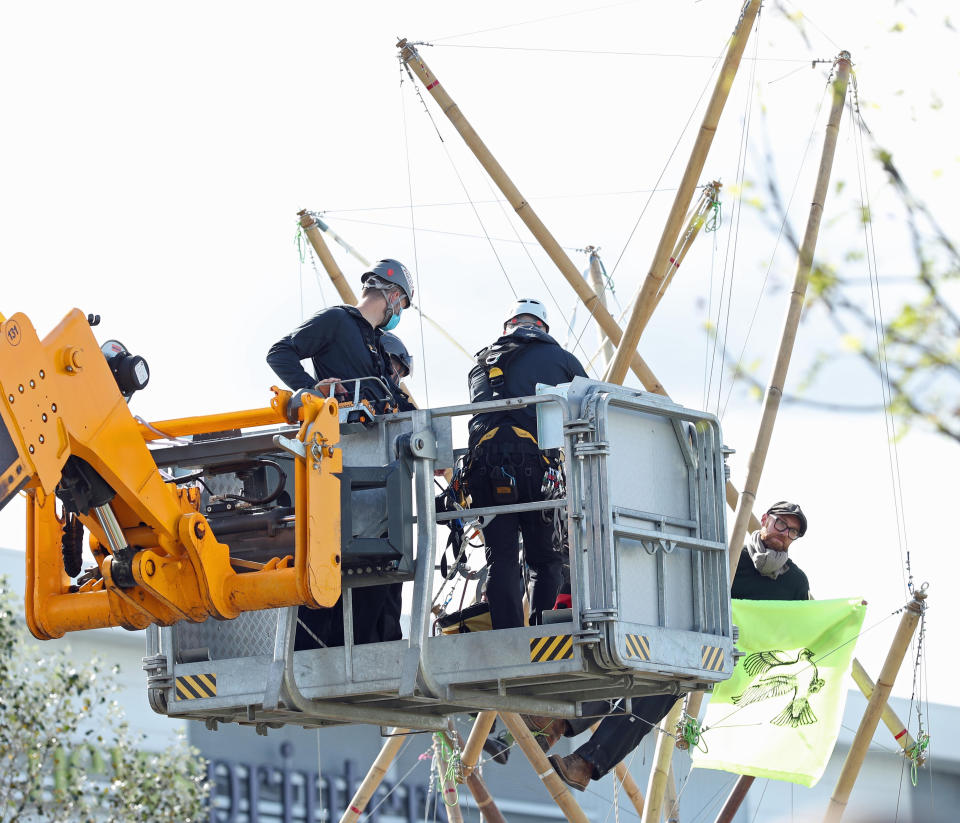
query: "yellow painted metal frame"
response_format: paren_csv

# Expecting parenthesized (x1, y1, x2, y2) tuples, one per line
(0, 310, 342, 639)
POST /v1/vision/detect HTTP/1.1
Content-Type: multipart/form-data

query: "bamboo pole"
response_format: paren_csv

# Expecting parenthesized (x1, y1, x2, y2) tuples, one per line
(605, 0, 763, 384)
(850, 658, 918, 755)
(298, 209, 358, 304)
(640, 699, 685, 823)
(444, 725, 507, 823)
(436, 733, 465, 823)
(727, 52, 853, 577)
(500, 712, 590, 823)
(338, 728, 410, 823)
(650, 182, 721, 318)
(397, 39, 666, 396)
(614, 762, 646, 817)
(460, 711, 498, 775)
(714, 775, 756, 823)
(585, 247, 615, 370)
(295, 209, 422, 403)
(298, 208, 473, 363)
(664, 761, 680, 823)
(824, 588, 927, 823)
(638, 690, 704, 823)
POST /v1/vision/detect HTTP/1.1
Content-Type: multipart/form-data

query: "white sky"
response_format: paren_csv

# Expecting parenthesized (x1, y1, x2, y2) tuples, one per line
(1, 0, 956, 722)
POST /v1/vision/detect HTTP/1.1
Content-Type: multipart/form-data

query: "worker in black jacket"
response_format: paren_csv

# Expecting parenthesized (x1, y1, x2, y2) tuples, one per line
(267, 259, 413, 411)
(465, 298, 587, 630)
(540, 501, 811, 791)
(380, 332, 416, 412)
(266, 259, 414, 649)
(731, 500, 809, 600)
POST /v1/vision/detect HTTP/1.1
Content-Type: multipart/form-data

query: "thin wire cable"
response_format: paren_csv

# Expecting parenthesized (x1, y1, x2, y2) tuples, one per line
(433, 43, 815, 62)
(348, 735, 421, 819)
(688, 773, 739, 823)
(851, 75, 911, 596)
(320, 185, 680, 214)
(400, 63, 519, 300)
(781, 0, 842, 51)
(479, 171, 602, 376)
(607, 40, 726, 282)
(324, 214, 580, 251)
(305, 245, 332, 310)
(703, 221, 718, 408)
(749, 779, 769, 823)
(717, 71, 832, 416)
(427, 0, 643, 43)
(715, 16, 761, 420)
(706, 12, 761, 416)
(400, 66, 432, 407)
(298, 241, 305, 322)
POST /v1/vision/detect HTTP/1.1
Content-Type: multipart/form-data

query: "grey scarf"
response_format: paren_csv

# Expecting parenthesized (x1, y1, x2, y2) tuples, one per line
(746, 529, 790, 579)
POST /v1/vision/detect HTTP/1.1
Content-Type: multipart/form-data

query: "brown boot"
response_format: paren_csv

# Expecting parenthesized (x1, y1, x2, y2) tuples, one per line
(520, 714, 569, 751)
(549, 753, 593, 792)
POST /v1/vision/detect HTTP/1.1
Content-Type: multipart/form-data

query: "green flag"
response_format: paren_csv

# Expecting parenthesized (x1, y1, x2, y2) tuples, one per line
(692, 598, 866, 787)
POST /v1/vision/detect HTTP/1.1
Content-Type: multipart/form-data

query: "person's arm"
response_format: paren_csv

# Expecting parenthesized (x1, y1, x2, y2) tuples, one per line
(468, 363, 493, 403)
(568, 352, 589, 380)
(266, 311, 339, 390)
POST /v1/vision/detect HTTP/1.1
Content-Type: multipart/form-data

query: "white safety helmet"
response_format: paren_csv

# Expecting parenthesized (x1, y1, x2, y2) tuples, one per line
(505, 298, 549, 332)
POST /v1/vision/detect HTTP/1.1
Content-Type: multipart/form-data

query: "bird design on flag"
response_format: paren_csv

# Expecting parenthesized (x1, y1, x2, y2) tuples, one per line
(731, 648, 826, 728)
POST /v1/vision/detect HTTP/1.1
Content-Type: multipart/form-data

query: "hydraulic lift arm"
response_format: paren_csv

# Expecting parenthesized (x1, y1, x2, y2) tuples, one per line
(0, 310, 342, 639)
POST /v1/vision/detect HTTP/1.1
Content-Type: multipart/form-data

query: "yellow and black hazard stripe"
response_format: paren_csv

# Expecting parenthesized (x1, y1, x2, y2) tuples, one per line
(701, 645, 725, 672)
(624, 633, 651, 661)
(530, 634, 574, 663)
(175, 673, 217, 701)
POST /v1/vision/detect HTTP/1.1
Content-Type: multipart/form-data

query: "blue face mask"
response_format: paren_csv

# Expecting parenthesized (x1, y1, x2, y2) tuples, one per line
(382, 312, 401, 331)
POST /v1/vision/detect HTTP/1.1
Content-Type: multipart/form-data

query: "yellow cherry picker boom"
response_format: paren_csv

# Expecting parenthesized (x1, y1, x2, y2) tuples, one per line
(0, 306, 736, 734)
(0, 309, 343, 640)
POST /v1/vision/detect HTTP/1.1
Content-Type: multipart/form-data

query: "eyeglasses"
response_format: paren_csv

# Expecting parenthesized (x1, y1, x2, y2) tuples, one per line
(769, 515, 801, 540)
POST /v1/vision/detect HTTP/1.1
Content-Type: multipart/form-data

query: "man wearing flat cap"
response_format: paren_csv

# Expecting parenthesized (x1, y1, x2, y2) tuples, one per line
(732, 500, 810, 600)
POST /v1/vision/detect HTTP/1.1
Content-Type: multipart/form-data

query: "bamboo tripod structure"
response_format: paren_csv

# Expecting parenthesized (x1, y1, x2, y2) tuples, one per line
(605, 0, 762, 384)
(323, 24, 905, 823)
(824, 588, 928, 823)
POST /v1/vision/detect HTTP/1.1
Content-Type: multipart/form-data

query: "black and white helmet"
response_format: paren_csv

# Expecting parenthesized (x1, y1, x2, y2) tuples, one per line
(361, 259, 415, 305)
(380, 332, 412, 378)
(505, 298, 548, 332)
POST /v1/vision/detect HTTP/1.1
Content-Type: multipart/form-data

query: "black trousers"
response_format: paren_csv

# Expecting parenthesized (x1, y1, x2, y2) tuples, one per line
(294, 582, 402, 650)
(564, 694, 678, 778)
(467, 451, 562, 629)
